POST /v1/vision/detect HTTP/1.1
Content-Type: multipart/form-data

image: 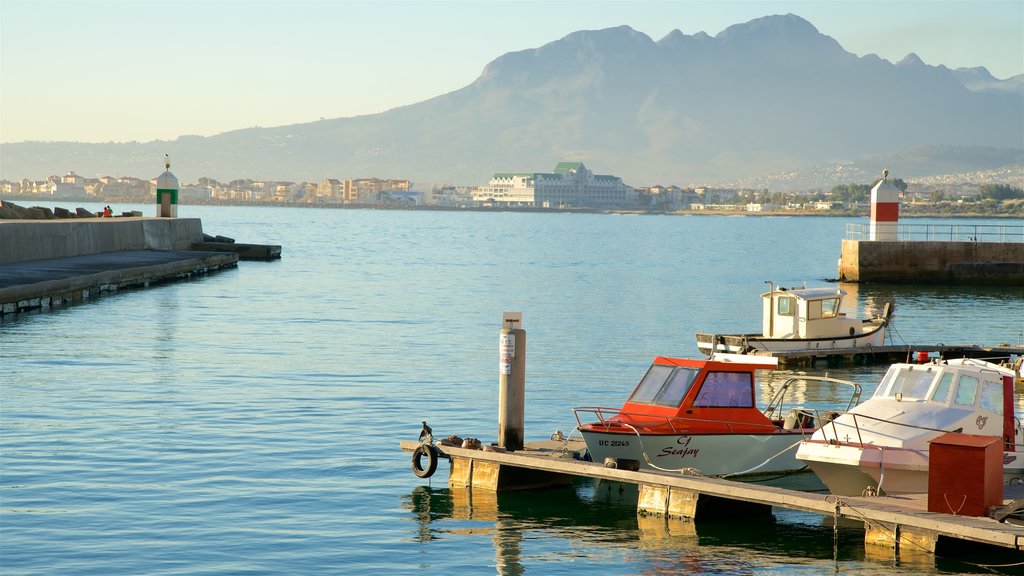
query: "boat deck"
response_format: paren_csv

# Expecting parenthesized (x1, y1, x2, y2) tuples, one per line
(400, 438, 1024, 553)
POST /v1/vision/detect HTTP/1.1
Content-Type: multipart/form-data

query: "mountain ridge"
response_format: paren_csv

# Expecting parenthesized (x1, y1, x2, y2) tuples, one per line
(2, 14, 1021, 188)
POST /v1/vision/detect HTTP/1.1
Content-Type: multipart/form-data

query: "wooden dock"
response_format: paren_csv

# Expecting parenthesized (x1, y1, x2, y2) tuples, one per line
(400, 438, 1024, 558)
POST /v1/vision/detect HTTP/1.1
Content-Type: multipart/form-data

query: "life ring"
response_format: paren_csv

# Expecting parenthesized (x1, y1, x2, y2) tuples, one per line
(411, 444, 438, 478)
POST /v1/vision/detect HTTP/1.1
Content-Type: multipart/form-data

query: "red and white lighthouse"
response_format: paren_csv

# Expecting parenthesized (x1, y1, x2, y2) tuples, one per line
(869, 169, 900, 241)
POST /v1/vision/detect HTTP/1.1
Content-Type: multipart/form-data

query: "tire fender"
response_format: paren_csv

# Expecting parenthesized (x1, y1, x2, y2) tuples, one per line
(411, 444, 438, 478)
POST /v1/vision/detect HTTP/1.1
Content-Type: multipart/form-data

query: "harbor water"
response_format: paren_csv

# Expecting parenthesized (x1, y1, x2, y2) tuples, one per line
(2, 204, 1022, 575)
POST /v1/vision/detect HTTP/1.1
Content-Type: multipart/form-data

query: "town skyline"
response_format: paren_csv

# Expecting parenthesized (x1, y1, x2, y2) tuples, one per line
(4, 162, 1020, 218)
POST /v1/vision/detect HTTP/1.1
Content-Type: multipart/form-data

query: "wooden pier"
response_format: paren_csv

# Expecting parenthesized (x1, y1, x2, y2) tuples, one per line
(400, 438, 1024, 559)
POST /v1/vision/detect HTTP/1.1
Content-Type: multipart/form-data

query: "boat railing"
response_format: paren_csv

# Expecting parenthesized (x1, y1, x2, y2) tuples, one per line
(572, 407, 781, 435)
(845, 223, 1024, 242)
(817, 410, 999, 449)
(763, 376, 861, 424)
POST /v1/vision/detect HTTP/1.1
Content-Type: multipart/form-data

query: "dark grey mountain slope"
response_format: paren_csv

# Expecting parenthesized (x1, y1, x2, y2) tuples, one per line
(2, 14, 1021, 187)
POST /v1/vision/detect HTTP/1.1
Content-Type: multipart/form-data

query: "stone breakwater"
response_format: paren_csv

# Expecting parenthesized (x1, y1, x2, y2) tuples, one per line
(0, 204, 238, 317)
(0, 200, 141, 220)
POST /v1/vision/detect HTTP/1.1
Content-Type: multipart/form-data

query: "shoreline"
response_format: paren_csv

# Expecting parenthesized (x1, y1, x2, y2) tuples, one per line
(2, 196, 1020, 219)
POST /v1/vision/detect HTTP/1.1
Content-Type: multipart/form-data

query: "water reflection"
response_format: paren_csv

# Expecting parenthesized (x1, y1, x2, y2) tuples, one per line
(400, 480, 971, 575)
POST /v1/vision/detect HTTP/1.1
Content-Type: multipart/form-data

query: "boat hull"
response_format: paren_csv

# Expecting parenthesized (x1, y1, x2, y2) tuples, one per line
(797, 441, 1024, 495)
(695, 324, 887, 356)
(580, 430, 807, 476)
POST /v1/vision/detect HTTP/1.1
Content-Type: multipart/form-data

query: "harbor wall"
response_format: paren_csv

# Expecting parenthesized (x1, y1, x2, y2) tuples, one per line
(839, 239, 1024, 285)
(0, 218, 204, 265)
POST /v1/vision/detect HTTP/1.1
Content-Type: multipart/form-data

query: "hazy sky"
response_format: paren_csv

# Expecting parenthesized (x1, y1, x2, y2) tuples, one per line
(2, 0, 1021, 144)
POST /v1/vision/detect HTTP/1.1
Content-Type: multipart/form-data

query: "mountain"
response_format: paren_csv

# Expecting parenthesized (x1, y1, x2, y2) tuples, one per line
(949, 66, 1024, 95)
(2, 14, 1022, 188)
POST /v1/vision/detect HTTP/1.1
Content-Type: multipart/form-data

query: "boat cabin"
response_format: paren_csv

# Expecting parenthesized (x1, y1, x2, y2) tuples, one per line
(761, 287, 862, 339)
(862, 359, 1012, 441)
(609, 356, 780, 434)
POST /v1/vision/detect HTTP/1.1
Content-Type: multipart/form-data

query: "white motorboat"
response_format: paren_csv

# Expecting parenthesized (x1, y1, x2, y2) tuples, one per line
(795, 357, 1024, 496)
(695, 283, 892, 356)
(573, 353, 860, 477)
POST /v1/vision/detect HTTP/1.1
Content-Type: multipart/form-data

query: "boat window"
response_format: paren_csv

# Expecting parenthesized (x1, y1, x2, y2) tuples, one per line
(954, 374, 979, 406)
(777, 297, 795, 317)
(628, 365, 701, 407)
(629, 364, 674, 404)
(693, 371, 754, 408)
(930, 373, 954, 403)
(885, 368, 934, 400)
(979, 381, 1003, 414)
(807, 300, 822, 320)
(821, 298, 840, 319)
(655, 367, 701, 407)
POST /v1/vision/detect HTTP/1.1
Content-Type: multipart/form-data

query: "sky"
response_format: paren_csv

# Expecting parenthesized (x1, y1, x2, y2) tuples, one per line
(1, 0, 1022, 144)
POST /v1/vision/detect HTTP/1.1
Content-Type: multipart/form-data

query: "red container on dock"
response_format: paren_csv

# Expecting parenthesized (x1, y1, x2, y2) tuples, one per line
(927, 433, 1002, 517)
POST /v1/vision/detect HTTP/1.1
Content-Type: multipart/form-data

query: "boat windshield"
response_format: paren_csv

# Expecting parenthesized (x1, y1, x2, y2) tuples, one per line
(808, 298, 841, 320)
(628, 365, 701, 407)
(875, 366, 936, 400)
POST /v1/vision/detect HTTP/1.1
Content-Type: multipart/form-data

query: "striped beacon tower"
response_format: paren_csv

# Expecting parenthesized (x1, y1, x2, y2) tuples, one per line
(868, 169, 900, 240)
(156, 154, 179, 218)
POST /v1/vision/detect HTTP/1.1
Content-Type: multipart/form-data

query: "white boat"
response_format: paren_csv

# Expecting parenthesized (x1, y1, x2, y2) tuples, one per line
(695, 283, 892, 356)
(573, 354, 860, 477)
(795, 358, 1024, 496)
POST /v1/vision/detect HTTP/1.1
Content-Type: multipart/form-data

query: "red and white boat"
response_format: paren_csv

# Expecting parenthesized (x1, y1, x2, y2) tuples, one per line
(795, 357, 1024, 496)
(573, 354, 860, 477)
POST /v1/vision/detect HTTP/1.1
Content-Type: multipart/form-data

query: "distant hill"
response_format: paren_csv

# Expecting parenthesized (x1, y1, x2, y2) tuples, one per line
(729, 145, 1024, 191)
(2, 14, 1022, 189)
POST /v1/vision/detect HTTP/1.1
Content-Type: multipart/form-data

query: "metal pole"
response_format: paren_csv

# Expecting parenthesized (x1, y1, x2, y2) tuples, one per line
(498, 312, 525, 451)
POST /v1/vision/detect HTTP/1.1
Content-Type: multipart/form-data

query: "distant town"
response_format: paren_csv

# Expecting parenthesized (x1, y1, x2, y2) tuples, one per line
(2, 161, 1021, 216)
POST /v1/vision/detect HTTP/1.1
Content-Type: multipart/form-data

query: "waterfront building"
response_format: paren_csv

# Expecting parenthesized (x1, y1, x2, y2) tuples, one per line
(430, 185, 474, 207)
(108, 177, 152, 201)
(318, 178, 343, 201)
(390, 191, 424, 205)
(180, 184, 214, 202)
(473, 162, 636, 208)
(344, 178, 412, 204)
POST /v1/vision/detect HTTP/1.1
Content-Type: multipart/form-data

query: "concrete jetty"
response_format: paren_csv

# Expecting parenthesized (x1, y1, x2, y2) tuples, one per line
(0, 217, 239, 318)
(839, 234, 1024, 285)
(839, 174, 1024, 285)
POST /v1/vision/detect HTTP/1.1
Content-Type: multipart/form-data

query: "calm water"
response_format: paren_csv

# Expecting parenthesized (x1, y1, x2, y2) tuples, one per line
(2, 204, 1022, 575)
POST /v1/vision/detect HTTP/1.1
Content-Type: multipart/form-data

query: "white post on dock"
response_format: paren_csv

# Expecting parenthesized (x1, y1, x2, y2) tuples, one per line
(868, 169, 899, 241)
(498, 312, 525, 452)
(156, 154, 179, 218)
